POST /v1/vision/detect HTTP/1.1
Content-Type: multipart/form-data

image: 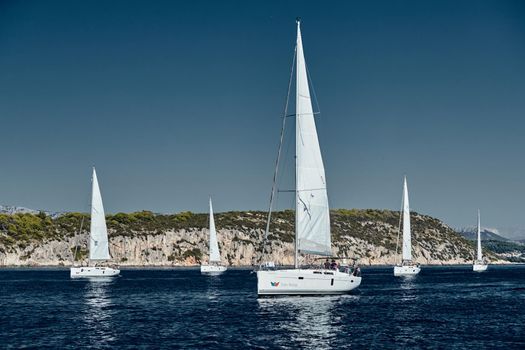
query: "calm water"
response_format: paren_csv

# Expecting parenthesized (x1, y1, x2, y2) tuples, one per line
(1, 266, 524, 349)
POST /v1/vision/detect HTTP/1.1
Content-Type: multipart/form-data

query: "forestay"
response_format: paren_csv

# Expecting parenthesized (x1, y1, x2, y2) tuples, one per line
(89, 168, 111, 261)
(295, 21, 331, 256)
(208, 198, 221, 263)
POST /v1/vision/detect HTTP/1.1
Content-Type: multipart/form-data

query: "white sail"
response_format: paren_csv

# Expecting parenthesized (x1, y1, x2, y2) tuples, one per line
(89, 167, 110, 261)
(477, 210, 482, 261)
(295, 21, 331, 256)
(208, 198, 221, 263)
(402, 176, 412, 261)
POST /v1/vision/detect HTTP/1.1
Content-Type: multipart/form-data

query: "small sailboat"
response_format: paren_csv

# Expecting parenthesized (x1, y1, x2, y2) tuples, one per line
(473, 209, 488, 272)
(200, 197, 227, 274)
(393, 176, 421, 276)
(257, 19, 362, 295)
(70, 167, 120, 278)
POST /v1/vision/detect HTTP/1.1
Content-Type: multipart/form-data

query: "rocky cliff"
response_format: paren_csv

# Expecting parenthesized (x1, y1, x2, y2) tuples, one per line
(0, 209, 505, 267)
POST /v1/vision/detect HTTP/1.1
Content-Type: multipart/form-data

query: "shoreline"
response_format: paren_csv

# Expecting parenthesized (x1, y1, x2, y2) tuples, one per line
(0, 262, 520, 269)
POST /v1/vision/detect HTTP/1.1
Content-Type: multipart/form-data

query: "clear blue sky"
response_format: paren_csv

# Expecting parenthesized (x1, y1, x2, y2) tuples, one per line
(1, 0, 524, 230)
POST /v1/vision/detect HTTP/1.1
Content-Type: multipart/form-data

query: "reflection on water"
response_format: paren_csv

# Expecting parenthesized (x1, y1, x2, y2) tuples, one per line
(399, 277, 418, 302)
(82, 278, 117, 347)
(393, 276, 423, 346)
(258, 296, 354, 350)
(204, 274, 221, 301)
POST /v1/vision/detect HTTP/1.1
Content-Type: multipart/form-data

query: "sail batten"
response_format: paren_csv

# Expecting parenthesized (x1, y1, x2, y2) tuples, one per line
(295, 21, 331, 257)
(208, 198, 221, 263)
(402, 177, 412, 261)
(89, 168, 110, 261)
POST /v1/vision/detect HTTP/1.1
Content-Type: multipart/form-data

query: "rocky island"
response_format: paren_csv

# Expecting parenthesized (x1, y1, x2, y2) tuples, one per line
(0, 209, 508, 267)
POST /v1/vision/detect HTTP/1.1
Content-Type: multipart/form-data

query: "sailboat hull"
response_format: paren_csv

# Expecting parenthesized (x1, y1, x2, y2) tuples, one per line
(393, 265, 421, 276)
(257, 269, 361, 296)
(70, 266, 120, 278)
(473, 263, 488, 272)
(200, 265, 227, 274)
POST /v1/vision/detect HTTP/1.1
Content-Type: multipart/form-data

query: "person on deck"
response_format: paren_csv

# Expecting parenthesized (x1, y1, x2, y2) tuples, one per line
(324, 259, 330, 270)
(353, 265, 361, 277)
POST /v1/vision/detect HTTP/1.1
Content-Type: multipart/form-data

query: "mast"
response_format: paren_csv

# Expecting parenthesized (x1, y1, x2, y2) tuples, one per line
(294, 18, 301, 269)
(88, 169, 93, 266)
(477, 209, 482, 261)
(402, 176, 412, 262)
(72, 216, 85, 266)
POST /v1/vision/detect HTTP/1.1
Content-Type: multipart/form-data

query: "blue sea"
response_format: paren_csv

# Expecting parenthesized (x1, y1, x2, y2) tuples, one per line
(1, 266, 524, 349)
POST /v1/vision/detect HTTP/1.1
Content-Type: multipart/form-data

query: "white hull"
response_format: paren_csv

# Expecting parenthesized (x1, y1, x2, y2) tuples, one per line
(394, 265, 421, 277)
(200, 265, 227, 274)
(473, 263, 488, 272)
(257, 269, 361, 296)
(70, 266, 120, 278)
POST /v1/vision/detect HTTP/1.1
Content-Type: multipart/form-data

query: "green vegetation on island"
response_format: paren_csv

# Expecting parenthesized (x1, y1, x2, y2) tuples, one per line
(1, 208, 516, 265)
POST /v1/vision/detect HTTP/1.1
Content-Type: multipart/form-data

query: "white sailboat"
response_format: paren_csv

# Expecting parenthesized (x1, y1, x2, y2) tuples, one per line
(200, 197, 227, 274)
(473, 209, 488, 272)
(393, 176, 421, 276)
(70, 167, 120, 278)
(257, 20, 362, 295)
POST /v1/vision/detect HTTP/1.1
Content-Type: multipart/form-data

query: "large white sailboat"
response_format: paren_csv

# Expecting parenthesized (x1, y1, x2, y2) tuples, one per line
(200, 197, 227, 274)
(257, 20, 362, 296)
(473, 209, 488, 272)
(70, 168, 120, 278)
(393, 176, 421, 276)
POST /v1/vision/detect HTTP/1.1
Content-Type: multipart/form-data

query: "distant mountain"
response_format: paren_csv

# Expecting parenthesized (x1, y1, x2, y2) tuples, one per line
(0, 205, 64, 219)
(457, 227, 509, 242)
(0, 205, 41, 215)
(491, 227, 525, 241)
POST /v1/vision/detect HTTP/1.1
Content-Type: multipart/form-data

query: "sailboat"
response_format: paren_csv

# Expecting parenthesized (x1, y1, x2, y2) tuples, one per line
(200, 197, 227, 274)
(393, 176, 421, 276)
(256, 20, 362, 295)
(473, 209, 488, 272)
(70, 167, 120, 278)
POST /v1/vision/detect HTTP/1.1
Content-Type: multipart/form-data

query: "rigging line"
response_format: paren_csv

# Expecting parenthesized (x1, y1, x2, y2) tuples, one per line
(395, 184, 404, 265)
(76, 189, 91, 264)
(273, 115, 293, 225)
(262, 45, 297, 261)
(278, 116, 293, 195)
(72, 215, 85, 265)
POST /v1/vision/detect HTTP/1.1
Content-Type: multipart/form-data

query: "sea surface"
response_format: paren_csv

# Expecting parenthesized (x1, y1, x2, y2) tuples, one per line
(1, 265, 524, 349)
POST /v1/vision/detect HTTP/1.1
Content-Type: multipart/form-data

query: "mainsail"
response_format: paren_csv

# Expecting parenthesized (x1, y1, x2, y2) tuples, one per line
(402, 176, 412, 261)
(208, 198, 221, 263)
(295, 21, 331, 256)
(477, 210, 482, 261)
(89, 167, 111, 261)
